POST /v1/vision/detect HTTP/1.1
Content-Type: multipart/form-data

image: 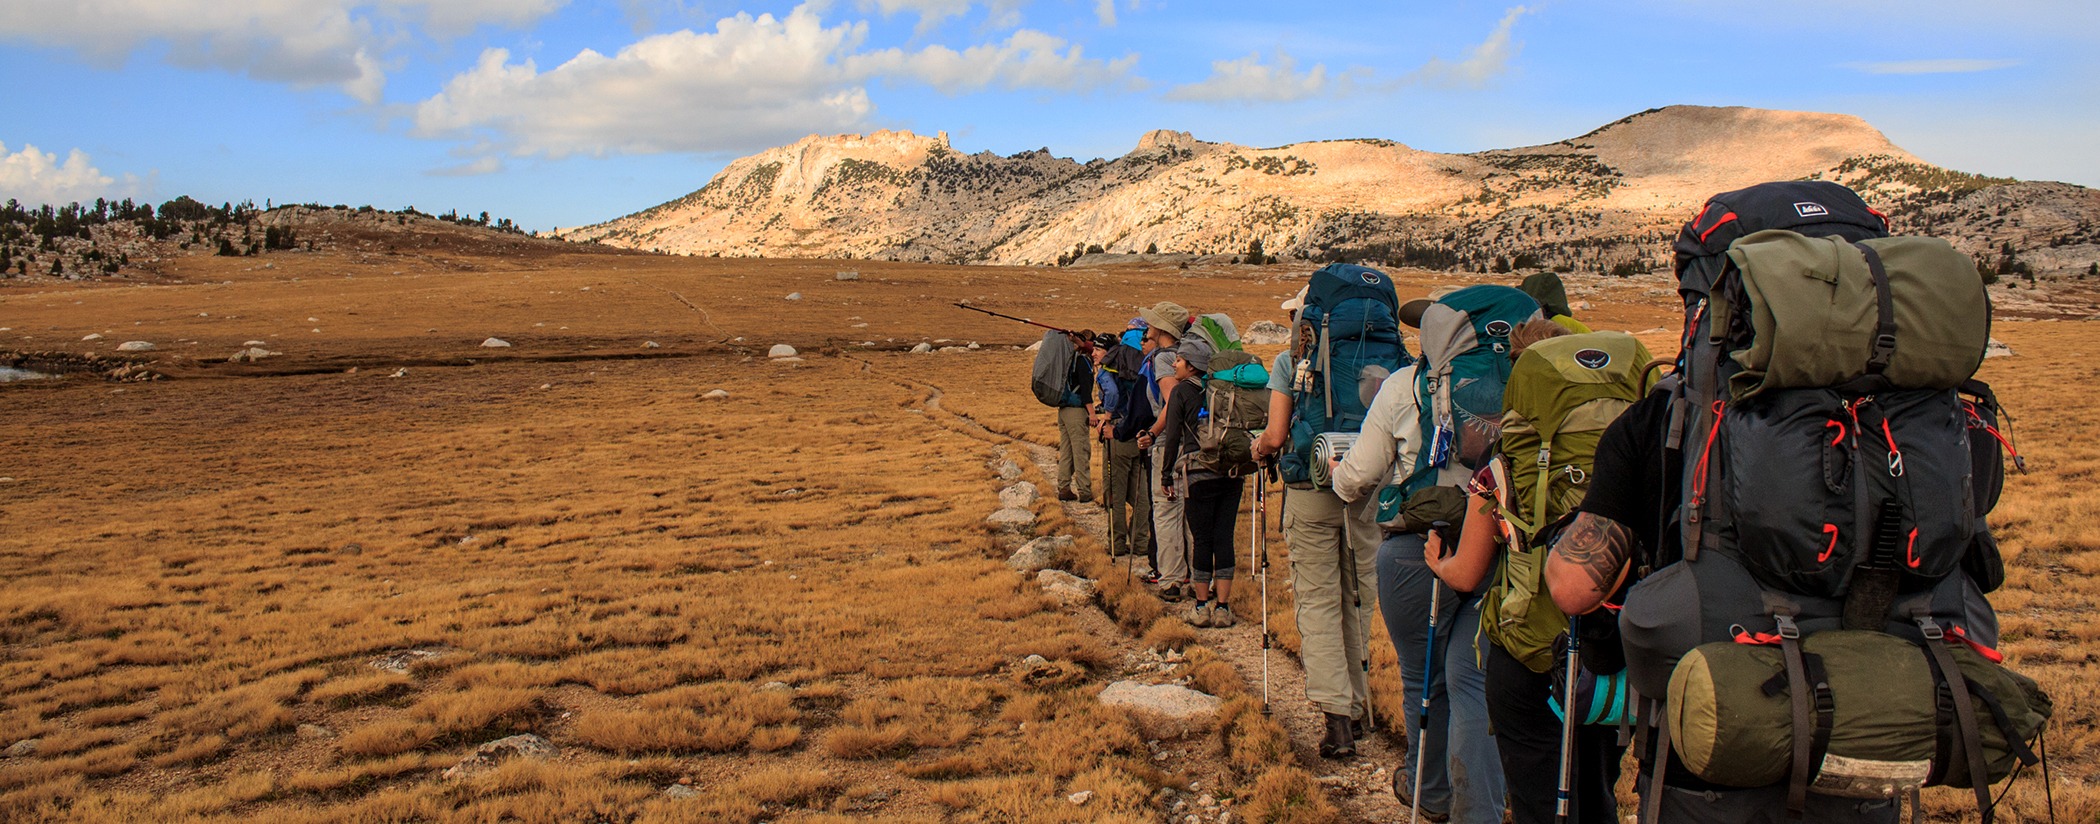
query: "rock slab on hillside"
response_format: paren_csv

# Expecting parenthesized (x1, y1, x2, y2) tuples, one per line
(1006, 535, 1072, 571)
(1098, 681, 1221, 721)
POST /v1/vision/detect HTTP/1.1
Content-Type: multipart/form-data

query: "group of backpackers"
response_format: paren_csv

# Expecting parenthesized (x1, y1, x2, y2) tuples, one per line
(1030, 180, 2051, 824)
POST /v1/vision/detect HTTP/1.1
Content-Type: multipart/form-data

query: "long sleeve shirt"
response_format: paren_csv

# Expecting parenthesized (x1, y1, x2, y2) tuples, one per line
(1334, 363, 1451, 505)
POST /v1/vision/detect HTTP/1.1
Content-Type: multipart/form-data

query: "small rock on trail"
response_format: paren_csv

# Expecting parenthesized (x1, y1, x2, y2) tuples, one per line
(481, 337, 511, 348)
(1098, 681, 1222, 721)
(999, 481, 1039, 508)
(116, 341, 155, 352)
(768, 344, 798, 359)
(702, 389, 730, 400)
(441, 734, 555, 780)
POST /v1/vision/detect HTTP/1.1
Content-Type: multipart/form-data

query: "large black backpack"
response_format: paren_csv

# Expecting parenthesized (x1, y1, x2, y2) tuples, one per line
(1620, 181, 2048, 821)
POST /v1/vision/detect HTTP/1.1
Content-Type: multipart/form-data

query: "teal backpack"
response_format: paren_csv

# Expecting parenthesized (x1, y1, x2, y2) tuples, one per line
(1377, 285, 1541, 527)
(1280, 264, 1409, 485)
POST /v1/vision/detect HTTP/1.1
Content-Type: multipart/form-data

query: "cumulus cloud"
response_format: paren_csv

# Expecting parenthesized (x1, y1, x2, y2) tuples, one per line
(1846, 58, 2020, 75)
(413, 4, 1138, 157)
(0, 142, 137, 207)
(1164, 51, 1332, 103)
(0, 0, 564, 104)
(1411, 5, 1529, 89)
(1095, 0, 1116, 27)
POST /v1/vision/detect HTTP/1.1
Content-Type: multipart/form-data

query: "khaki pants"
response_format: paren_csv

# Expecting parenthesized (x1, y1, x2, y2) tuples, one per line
(1148, 442, 1189, 585)
(1056, 406, 1093, 498)
(1284, 486, 1381, 719)
(1105, 438, 1152, 555)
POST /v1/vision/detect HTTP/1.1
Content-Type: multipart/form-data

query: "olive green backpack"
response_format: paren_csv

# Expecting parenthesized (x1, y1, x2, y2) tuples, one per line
(1484, 332, 1654, 673)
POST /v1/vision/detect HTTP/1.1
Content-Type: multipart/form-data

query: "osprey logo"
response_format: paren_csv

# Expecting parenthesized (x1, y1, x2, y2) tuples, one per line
(1574, 348, 1612, 370)
(1794, 202, 1829, 218)
(1484, 320, 1513, 338)
(1359, 271, 1382, 285)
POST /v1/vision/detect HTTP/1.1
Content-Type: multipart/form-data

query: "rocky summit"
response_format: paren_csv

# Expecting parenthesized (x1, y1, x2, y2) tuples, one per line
(560, 105, 2098, 278)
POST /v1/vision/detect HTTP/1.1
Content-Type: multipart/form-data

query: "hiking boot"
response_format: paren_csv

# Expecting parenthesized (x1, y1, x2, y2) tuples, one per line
(1390, 769, 1450, 823)
(1319, 712, 1357, 759)
(1155, 582, 1184, 603)
(1109, 544, 1133, 557)
(1211, 604, 1236, 628)
(1057, 488, 1078, 502)
(1188, 602, 1213, 628)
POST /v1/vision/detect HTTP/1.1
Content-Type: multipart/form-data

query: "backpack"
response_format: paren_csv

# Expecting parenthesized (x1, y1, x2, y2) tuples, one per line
(1190, 313, 1244, 354)
(1280, 263, 1409, 485)
(1192, 349, 1271, 476)
(1377, 285, 1541, 529)
(1621, 181, 2045, 819)
(1103, 343, 1154, 442)
(1030, 331, 1076, 407)
(1482, 332, 1652, 674)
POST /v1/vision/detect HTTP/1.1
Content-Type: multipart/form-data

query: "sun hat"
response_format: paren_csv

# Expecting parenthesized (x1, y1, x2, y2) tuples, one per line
(1138, 301, 1191, 340)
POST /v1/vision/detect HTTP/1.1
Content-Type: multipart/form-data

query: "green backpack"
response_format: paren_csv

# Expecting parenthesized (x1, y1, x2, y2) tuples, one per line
(1194, 349, 1271, 477)
(1484, 332, 1654, 673)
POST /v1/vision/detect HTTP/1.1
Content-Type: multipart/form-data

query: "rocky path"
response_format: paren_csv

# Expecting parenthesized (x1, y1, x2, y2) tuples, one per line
(861, 356, 1420, 822)
(1016, 444, 1414, 823)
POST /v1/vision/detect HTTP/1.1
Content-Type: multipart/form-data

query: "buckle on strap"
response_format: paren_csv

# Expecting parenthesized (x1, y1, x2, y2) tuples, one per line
(1916, 616, 1945, 641)
(1774, 613, 1801, 640)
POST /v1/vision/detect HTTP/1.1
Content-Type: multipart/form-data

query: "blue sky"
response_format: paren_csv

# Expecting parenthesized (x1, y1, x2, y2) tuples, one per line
(1, 1, 2094, 230)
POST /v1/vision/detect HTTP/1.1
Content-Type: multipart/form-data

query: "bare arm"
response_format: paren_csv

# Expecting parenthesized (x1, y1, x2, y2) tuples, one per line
(1428, 492, 1502, 592)
(1254, 390, 1293, 458)
(1545, 512, 1636, 615)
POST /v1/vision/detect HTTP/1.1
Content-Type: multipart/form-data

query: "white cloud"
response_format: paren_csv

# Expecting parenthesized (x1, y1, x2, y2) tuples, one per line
(0, 0, 563, 104)
(0, 142, 139, 207)
(1411, 5, 1529, 89)
(1095, 0, 1116, 27)
(426, 156, 505, 177)
(414, 4, 1138, 157)
(1846, 58, 2021, 75)
(849, 29, 1140, 93)
(856, 0, 1027, 32)
(1165, 6, 1528, 104)
(1164, 51, 1330, 102)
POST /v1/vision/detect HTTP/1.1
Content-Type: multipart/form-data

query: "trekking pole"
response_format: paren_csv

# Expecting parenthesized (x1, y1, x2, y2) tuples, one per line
(1410, 521, 1454, 824)
(951, 303, 1093, 348)
(1255, 462, 1272, 714)
(1556, 615, 1582, 824)
(1340, 523, 1375, 732)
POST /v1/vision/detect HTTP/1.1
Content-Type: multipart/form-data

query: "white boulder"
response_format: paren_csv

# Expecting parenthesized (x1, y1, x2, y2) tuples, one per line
(702, 389, 730, 400)
(1006, 535, 1072, 571)
(116, 341, 155, 352)
(1036, 569, 1096, 606)
(987, 507, 1037, 530)
(481, 337, 511, 348)
(768, 344, 798, 359)
(999, 481, 1039, 509)
(1098, 681, 1222, 721)
(1242, 320, 1290, 346)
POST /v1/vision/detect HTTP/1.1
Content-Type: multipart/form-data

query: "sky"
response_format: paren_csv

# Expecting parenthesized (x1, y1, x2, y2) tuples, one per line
(1, 0, 2094, 231)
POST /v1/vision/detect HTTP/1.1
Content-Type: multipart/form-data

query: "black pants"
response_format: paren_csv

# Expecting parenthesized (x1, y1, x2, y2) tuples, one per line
(1184, 476, 1244, 583)
(1487, 642, 1626, 824)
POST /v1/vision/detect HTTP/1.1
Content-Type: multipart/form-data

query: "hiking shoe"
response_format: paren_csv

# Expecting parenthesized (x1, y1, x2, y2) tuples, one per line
(1211, 604, 1236, 628)
(1188, 602, 1213, 628)
(1319, 712, 1357, 759)
(1109, 544, 1133, 557)
(1057, 488, 1078, 502)
(1155, 582, 1184, 602)
(1390, 769, 1450, 823)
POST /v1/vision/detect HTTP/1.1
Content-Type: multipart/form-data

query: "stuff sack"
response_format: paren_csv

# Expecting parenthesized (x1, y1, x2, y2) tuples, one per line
(1483, 332, 1652, 673)
(1193, 349, 1270, 477)
(1281, 263, 1408, 485)
(1190, 313, 1243, 354)
(1723, 230, 1990, 398)
(1377, 285, 1539, 529)
(1668, 629, 2049, 795)
(1030, 330, 1077, 407)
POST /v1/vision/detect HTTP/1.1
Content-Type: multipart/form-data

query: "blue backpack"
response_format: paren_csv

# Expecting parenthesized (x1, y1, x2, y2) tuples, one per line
(1280, 263, 1409, 485)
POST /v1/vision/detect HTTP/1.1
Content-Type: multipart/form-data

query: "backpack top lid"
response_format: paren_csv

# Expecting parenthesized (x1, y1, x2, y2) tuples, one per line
(1208, 348, 1269, 389)
(1416, 285, 1541, 373)
(1502, 331, 1655, 429)
(1674, 180, 1889, 284)
(1303, 263, 1401, 319)
(1030, 330, 1077, 407)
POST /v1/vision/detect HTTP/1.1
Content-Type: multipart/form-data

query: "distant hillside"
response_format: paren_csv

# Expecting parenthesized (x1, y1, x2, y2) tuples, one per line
(559, 105, 2100, 280)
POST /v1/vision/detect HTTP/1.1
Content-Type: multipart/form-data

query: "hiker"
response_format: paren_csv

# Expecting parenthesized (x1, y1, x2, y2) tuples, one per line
(1252, 265, 1407, 759)
(1137, 301, 1204, 601)
(1095, 332, 1153, 558)
(1517, 271, 1592, 334)
(1424, 320, 1632, 824)
(1331, 286, 1540, 824)
(1052, 331, 1097, 503)
(1545, 181, 2044, 824)
(1156, 345, 1247, 627)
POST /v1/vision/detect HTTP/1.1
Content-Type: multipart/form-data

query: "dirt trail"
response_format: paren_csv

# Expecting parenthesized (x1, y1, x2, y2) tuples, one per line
(889, 356, 1415, 822)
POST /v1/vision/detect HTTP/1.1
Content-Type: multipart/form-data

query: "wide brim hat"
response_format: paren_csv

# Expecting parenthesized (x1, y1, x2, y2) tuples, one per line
(1280, 285, 1308, 314)
(1398, 286, 1463, 328)
(1138, 301, 1190, 339)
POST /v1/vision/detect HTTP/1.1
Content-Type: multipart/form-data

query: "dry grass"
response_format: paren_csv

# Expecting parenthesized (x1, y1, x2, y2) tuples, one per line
(0, 248, 2084, 822)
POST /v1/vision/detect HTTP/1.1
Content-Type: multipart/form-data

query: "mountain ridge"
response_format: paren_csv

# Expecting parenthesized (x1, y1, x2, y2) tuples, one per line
(559, 105, 2099, 279)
